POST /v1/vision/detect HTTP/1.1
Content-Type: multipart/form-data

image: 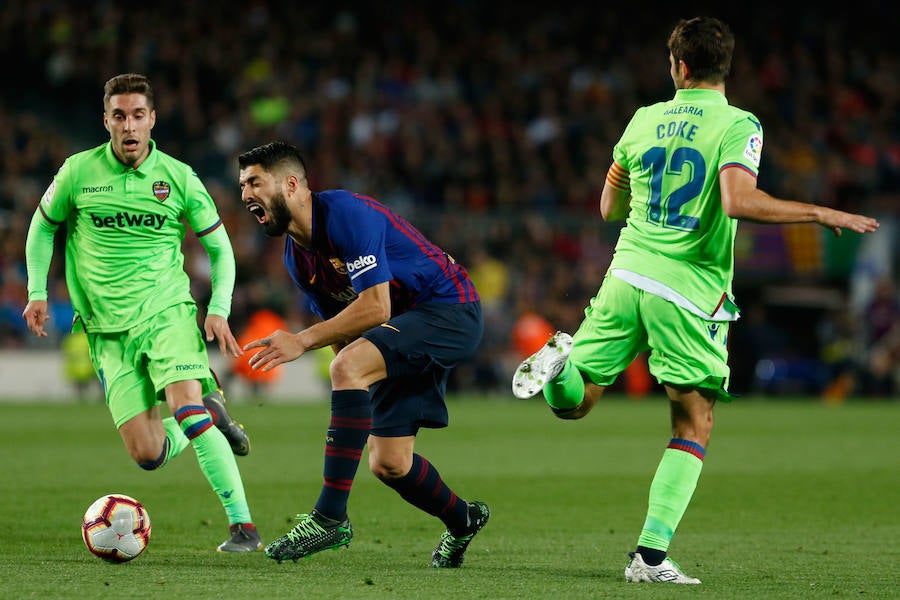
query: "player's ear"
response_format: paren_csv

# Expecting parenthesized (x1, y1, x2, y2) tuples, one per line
(103, 112, 111, 133)
(285, 173, 300, 194)
(148, 109, 156, 130)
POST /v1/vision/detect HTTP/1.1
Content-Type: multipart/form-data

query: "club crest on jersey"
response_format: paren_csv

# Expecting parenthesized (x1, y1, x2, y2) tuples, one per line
(329, 257, 347, 275)
(152, 180, 171, 202)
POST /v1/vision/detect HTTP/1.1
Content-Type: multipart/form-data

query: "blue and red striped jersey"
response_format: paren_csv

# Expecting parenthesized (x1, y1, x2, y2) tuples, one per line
(284, 190, 479, 320)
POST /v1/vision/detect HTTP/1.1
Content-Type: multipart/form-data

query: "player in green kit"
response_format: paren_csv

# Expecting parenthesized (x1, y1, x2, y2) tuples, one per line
(512, 17, 879, 583)
(22, 73, 263, 552)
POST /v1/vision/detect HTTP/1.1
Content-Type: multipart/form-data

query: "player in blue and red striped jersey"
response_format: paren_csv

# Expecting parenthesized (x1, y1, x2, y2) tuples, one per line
(236, 141, 489, 568)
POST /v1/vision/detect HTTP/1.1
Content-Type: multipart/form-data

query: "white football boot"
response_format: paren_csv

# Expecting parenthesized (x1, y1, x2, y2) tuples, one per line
(624, 552, 701, 584)
(511, 331, 573, 399)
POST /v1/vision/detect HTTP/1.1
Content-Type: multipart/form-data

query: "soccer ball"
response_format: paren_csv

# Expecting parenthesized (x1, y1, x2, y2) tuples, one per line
(81, 494, 151, 562)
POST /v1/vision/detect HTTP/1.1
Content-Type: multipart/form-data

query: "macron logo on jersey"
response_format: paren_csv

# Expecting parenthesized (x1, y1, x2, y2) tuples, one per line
(82, 185, 114, 194)
(90, 212, 168, 230)
(346, 254, 378, 280)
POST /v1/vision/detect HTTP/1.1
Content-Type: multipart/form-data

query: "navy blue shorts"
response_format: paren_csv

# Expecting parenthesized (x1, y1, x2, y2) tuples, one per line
(362, 301, 483, 437)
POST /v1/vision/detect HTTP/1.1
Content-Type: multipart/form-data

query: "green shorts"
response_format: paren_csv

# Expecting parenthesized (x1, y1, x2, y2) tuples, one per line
(86, 302, 217, 428)
(570, 275, 733, 400)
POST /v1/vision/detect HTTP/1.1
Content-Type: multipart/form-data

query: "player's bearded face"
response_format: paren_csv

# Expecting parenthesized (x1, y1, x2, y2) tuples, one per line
(262, 188, 292, 237)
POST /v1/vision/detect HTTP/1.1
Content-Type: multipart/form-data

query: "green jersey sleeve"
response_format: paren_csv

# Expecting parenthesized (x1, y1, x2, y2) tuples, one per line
(719, 117, 763, 175)
(198, 225, 236, 319)
(26, 160, 84, 313)
(183, 169, 223, 233)
(41, 157, 76, 223)
(182, 170, 235, 319)
(24, 210, 57, 301)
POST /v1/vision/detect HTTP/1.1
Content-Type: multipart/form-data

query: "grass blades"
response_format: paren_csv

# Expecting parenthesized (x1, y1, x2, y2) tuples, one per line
(2, 396, 898, 599)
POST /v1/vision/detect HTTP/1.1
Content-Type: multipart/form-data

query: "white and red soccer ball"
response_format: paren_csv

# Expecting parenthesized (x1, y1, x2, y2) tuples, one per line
(81, 494, 151, 562)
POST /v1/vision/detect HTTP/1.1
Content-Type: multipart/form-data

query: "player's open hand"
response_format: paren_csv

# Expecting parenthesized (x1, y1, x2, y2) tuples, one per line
(205, 314, 243, 358)
(244, 329, 305, 371)
(821, 209, 880, 237)
(22, 300, 50, 337)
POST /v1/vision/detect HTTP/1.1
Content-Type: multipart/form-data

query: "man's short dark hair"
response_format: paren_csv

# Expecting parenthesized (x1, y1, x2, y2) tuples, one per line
(103, 73, 154, 111)
(667, 17, 734, 83)
(238, 141, 307, 179)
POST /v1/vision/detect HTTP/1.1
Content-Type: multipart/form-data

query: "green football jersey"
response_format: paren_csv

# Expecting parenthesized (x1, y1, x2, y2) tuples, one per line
(38, 140, 226, 332)
(609, 88, 762, 317)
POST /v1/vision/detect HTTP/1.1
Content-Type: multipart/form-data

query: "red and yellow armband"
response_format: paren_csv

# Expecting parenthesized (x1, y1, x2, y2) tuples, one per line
(605, 162, 630, 192)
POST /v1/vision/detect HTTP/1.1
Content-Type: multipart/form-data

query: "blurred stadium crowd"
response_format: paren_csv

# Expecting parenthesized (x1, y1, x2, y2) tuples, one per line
(0, 2, 897, 397)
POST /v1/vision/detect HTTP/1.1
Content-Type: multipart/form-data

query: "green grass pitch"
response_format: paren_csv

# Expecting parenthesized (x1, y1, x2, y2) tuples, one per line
(2, 395, 898, 599)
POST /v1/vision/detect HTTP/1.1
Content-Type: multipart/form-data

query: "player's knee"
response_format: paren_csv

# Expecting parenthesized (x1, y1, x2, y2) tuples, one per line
(551, 394, 599, 420)
(551, 405, 584, 420)
(329, 351, 365, 388)
(368, 456, 407, 481)
(128, 442, 167, 470)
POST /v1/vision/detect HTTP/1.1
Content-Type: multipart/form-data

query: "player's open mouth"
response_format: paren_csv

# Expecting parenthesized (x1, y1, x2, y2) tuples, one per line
(247, 203, 267, 224)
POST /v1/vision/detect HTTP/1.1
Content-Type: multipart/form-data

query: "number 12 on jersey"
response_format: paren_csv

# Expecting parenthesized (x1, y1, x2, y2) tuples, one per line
(641, 146, 705, 232)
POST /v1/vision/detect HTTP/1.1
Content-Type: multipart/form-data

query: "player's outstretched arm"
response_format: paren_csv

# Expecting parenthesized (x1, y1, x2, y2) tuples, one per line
(243, 282, 391, 372)
(720, 167, 880, 236)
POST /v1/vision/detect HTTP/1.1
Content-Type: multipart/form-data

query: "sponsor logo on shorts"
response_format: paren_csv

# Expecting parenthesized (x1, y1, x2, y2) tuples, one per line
(175, 363, 205, 372)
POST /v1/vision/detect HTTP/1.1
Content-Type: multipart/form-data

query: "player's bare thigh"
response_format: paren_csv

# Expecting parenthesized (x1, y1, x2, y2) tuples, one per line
(330, 337, 388, 390)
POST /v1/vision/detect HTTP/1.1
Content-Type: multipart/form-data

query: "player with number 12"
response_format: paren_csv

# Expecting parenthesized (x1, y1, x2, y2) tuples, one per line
(513, 16, 879, 584)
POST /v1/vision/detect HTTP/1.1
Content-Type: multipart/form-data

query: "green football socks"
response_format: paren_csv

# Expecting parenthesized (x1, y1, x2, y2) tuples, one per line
(542, 361, 584, 411)
(138, 417, 190, 470)
(162, 416, 190, 463)
(175, 405, 252, 525)
(637, 440, 705, 552)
